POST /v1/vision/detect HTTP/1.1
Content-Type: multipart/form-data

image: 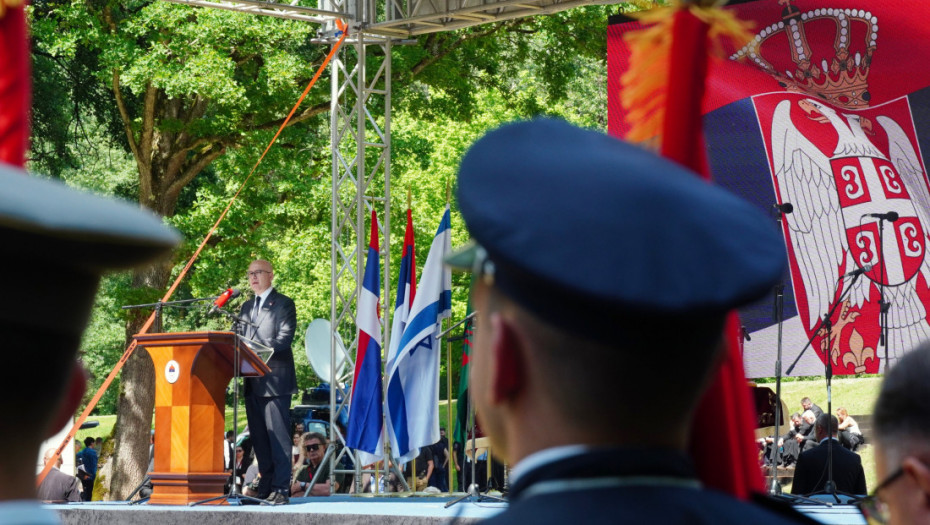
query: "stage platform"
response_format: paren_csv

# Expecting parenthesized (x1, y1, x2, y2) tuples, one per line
(45, 493, 868, 525)
(48, 494, 507, 525)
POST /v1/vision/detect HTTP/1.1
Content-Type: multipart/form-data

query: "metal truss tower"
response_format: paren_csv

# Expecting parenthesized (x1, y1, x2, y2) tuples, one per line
(159, 0, 614, 493)
(327, 17, 393, 490)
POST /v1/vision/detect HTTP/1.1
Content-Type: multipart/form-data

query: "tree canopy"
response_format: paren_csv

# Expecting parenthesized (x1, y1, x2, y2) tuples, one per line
(29, 0, 620, 497)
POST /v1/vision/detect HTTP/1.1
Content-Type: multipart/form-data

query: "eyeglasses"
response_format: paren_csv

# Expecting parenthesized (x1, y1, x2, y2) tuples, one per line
(247, 270, 270, 277)
(857, 466, 905, 525)
(236, 449, 244, 453)
(305, 443, 322, 452)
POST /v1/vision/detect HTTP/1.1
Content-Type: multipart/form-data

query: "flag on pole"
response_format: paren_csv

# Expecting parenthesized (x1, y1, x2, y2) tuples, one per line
(385, 205, 452, 462)
(453, 304, 473, 445)
(384, 206, 416, 458)
(609, 3, 763, 497)
(387, 207, 417, 368)
(610, 0, 930, 376)
(346, 210, 384, 466)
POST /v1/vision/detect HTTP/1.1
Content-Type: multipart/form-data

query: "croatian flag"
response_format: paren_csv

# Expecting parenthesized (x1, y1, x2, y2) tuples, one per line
(346, 210, 384, 466)
(385, 205, 452, 462)
(385, 206, 416, 455)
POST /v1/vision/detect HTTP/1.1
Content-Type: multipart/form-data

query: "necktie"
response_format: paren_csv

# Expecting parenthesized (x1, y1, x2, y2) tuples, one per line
(252, 296, 261, 324)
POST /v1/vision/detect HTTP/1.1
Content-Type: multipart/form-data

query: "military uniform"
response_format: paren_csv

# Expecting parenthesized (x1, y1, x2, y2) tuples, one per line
(446, 119, 813, 524)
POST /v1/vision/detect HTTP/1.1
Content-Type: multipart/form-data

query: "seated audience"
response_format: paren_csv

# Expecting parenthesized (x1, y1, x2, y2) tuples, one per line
(291, 432, 301, 466)
(801, 397, 823, 419)
(290, 432, 343, 496)
(36, 449, 82, 503)
(759, 412, 803, 467)
(242, 458, 261, 498)
(836, 407, 863, 451)
(791, 413, 867, 496)
(405, 445, 434, 491)
(795, 411, 818, 455)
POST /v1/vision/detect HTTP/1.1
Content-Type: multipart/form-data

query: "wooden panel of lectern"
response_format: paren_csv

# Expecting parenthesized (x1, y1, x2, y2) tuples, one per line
(135, 331, 269, 505)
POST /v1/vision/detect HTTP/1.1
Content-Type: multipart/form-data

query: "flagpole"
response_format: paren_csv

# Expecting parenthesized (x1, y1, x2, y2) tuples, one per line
(446, 332, 454, 492)
(444, 181, 454, 493)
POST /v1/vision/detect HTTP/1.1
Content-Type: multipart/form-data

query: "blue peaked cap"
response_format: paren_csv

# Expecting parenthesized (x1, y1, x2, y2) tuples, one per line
(452, 118, 786, 335)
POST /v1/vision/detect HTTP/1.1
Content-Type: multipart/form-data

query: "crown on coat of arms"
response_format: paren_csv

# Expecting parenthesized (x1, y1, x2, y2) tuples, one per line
(731, 1, 877, 109)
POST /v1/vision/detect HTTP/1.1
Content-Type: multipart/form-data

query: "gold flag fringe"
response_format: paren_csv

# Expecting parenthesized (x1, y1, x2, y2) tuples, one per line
(620, 0, 755, 147)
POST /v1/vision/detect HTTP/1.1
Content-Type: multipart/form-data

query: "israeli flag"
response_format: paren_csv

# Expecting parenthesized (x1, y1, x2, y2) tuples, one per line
(385, 206, 452, 462)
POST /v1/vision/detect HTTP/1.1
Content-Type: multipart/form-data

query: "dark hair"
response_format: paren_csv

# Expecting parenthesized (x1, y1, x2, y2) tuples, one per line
(815, 413, 838, 435)
(491, 286, 725, 437)
(303, 432, 326, 445)
(874, 343, 930, 446)
(84, 437, 95, 447)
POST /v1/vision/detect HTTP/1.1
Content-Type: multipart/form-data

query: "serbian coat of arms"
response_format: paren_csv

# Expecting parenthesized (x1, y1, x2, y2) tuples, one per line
(735, 2, 930, 372)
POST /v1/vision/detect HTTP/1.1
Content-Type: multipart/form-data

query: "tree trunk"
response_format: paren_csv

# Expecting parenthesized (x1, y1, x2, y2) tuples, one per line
(107, 263, 170, 500)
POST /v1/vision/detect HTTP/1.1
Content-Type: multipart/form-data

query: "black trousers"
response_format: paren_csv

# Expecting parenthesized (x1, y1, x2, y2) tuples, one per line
(245, 394, 291, 494)
(81, 477, 94, 501)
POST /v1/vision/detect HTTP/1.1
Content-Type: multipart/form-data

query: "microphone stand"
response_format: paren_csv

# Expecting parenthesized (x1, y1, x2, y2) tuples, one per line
(768, 201, 791, 494)
(190, 312, 266, 506)
(786, 270, 864, 502)
(122, 295, 222, 333)
(877, 216, 891, 368)
(768, 284, 785, 494)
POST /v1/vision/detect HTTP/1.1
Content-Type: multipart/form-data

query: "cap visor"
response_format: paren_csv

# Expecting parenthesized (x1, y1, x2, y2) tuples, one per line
(444, 241, 479, 272)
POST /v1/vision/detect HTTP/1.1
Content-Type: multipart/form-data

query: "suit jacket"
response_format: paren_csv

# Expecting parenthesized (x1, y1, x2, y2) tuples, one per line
(37, 467, 82, 502)
(796, 420, 817, 448)
(238, 288, 298, 397)
(790, 439, 867, 496)
(483, 448, 815, 525)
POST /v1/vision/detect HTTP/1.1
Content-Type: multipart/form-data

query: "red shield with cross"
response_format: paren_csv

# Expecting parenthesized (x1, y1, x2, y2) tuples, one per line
(833, 155, 927, 286)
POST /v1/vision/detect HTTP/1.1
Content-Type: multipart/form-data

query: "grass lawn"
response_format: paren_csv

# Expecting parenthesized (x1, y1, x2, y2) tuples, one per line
(759, 375, 882, 492)
(763, 375, 883, 416)
(86, 377, 883, 491)
(76, 414, 117, 444)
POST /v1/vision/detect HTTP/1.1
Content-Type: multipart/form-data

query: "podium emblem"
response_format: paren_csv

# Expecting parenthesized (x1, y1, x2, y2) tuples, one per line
(165, 360, 180, 384)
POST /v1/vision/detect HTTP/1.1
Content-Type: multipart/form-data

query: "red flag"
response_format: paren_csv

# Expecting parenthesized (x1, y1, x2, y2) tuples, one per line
(0, 1, 30, 166)
(614, 1, 930, 377)
(610, 4, 763, 497)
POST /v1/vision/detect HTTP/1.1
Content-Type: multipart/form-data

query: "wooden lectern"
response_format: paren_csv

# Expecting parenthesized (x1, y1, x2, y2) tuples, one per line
(135, 331, 270, 505)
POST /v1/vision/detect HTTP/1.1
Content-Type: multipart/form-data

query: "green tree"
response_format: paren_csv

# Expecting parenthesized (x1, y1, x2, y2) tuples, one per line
(31, 0, 613, 498)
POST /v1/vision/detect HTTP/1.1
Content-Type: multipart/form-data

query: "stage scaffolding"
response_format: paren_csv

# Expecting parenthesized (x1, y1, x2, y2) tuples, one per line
(158, 0, 613, 492)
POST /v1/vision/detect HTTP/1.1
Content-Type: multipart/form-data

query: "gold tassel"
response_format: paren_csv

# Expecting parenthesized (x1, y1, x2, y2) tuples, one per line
(620, 0, 755, 146)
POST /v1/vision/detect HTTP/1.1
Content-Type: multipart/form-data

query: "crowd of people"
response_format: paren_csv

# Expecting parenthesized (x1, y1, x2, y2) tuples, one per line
(13, 117, 930, 525)
(758, 397, 865, 469)
(757, 396, 869, 497)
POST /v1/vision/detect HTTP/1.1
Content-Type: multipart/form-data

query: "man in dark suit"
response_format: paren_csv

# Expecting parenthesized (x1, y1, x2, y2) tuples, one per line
(37, 449, 81, 502)
(794, 411, 819, 456)
(239, 259, 298, 504)
(801, 398, 824, 419)
(445, 120, 810, 524)
(791, 414, 867, 496)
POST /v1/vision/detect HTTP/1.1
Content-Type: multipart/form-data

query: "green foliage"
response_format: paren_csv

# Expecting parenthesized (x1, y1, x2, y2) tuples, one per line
(30, 0, 613, 412)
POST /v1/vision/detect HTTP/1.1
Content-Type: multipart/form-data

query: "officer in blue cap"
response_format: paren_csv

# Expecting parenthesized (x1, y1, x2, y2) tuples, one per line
(0, 162, 179, 517)
(446, 119, 810, 524)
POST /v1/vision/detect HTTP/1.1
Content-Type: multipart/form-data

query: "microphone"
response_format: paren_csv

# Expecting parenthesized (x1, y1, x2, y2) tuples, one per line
(773, 202, 794, 214)
(842, 264, 874, 278)
(864, 211, 899, 222)
(210, 288, 240, 314)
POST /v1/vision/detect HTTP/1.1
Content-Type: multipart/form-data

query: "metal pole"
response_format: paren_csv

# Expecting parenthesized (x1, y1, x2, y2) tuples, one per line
(446, 335, 454, 492)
